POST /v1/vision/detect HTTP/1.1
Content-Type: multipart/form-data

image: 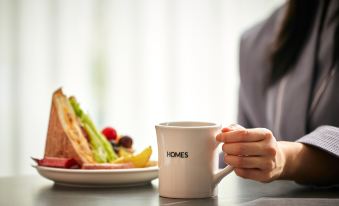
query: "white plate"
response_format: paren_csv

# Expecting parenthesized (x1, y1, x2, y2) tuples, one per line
(33, 165, 159, 188)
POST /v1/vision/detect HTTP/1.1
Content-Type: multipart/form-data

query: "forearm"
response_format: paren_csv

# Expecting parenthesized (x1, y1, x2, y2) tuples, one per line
(278, 141, 339, 185)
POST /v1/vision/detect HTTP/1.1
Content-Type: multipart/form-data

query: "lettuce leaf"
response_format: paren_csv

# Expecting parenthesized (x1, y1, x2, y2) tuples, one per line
(69, 96, 118, 162)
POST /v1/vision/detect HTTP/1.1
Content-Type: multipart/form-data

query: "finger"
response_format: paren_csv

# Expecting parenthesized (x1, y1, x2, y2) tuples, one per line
(221, 124, 244, 132)
(222, 142, 268, 156)
(228, 123, 245, 130)
(234, 168, 273, 183)
(224, 155, 274, 170)
(218, 128, 272, 143)
(217, 124, 246, 142)
(221, 127, 233, 133)
(216, 129, 234, 142)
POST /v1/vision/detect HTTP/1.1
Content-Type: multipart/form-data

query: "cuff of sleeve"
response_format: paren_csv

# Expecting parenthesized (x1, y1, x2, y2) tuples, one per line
(297, 126, 339, 158)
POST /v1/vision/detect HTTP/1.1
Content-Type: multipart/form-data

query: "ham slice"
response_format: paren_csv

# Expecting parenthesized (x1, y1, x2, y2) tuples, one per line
(33, 157, 80, 169)
(82, 163, 134, 169)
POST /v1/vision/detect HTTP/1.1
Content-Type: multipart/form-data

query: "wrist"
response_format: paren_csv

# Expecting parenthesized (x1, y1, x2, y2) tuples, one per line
(277, 141, 303, 180)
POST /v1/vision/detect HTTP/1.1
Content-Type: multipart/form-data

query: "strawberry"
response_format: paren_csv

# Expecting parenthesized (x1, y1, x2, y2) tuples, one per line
(102, 127, 118, 141)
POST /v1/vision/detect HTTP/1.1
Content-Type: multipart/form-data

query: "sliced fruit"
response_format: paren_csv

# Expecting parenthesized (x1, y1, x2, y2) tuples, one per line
(112, 156, 131, 164)
(130, 146, 152, 168)
(119, 147, 133, 158)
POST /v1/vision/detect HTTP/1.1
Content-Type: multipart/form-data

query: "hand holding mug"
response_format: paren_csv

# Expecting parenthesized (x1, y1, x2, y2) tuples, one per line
(216, 124, 286, 183)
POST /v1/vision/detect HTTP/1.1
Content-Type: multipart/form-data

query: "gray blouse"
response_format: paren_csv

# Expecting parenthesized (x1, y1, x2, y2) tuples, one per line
(237, 0, 339, 157)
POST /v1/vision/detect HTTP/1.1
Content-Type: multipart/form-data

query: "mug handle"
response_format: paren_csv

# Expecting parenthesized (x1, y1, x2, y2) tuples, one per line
(213, 165, 234, 187)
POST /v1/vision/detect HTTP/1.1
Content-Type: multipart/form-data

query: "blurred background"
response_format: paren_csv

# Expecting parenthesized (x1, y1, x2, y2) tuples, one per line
(0, 0, 283, 176)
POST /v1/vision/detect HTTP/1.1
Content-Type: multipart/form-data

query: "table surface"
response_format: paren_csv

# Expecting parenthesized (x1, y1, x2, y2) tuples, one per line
(1, 173, 339, 206)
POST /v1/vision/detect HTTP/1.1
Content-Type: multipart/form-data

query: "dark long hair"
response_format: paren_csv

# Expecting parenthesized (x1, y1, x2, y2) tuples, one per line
(269, 0, 338, 86)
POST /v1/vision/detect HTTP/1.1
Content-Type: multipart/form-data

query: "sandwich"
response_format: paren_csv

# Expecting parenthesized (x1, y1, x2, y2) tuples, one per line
(35, 88, 153, 169)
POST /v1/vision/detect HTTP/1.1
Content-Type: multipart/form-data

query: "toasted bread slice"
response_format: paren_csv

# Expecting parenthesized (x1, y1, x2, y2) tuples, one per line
(44, 88, 95, 164)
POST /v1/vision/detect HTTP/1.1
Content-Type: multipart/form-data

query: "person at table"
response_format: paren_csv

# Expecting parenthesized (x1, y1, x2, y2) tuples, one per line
(218, 0, 339, 185)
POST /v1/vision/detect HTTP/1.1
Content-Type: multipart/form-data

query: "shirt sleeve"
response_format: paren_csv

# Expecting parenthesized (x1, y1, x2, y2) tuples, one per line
(297, 125, 339, 158)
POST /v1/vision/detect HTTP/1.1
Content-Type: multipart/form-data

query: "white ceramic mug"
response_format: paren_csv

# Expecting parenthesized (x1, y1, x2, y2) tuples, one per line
(155, 121, 233, 199)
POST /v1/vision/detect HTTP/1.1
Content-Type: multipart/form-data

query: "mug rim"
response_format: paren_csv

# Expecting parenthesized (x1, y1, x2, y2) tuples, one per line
(155, 121, 221, 129)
